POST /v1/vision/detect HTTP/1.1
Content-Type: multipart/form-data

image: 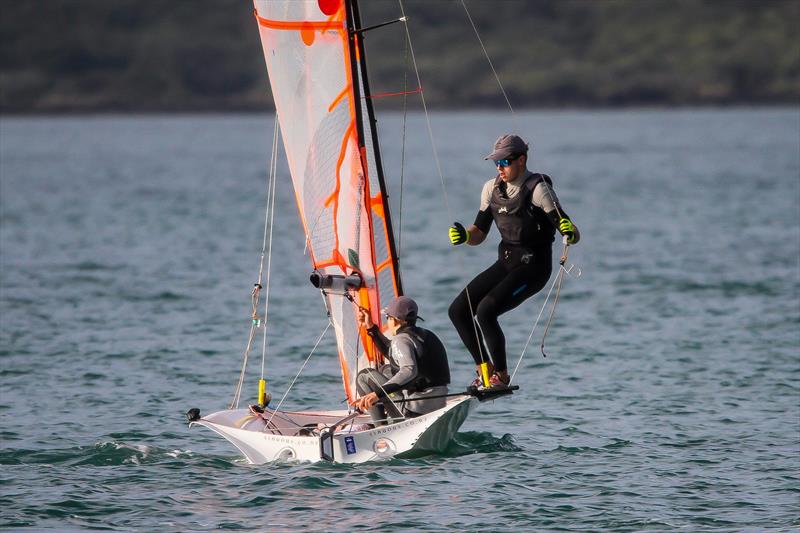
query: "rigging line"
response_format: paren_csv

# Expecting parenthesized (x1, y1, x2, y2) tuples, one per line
(230, 118, 280, 409)
(460, 0, 517, 123)
(397, 25, 410, 259)
(509, 260, 563, 383)
(230, 324, 257, 409)
(397, 0, 451, 221)
(366, 373, 406, 422)
(398, 0, 486, 369)
(265, 321, 332, 428)
(540, 240, 570, 358)
(261, 119, 280, 379)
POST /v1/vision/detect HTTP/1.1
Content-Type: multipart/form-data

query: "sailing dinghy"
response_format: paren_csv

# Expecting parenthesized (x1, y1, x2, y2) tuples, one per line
(188, 0, 516, 464)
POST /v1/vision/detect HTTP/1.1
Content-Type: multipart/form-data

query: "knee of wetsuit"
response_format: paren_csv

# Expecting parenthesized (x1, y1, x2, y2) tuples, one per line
(474, 295, 500, 324)
(448, 297, 465, 323)
(355, 369, 374, 394)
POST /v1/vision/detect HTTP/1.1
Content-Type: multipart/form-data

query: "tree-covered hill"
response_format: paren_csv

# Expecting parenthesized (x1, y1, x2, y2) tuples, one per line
(1, 0, 798, 113)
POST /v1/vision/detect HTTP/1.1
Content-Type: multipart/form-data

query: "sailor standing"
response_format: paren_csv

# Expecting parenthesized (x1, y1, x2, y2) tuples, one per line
(354, 296, 450, 425)
(448, 134, 580, 389)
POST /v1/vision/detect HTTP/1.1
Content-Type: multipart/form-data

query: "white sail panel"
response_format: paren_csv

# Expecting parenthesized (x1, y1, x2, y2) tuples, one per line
(254, 0, 400, 403)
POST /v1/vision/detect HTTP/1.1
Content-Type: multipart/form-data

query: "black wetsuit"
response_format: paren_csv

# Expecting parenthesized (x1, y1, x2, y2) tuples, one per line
(448, 172, 575, 373)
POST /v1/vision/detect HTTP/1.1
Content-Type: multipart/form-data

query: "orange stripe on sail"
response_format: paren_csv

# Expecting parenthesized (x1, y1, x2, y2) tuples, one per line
(353, 33, 361, 62)
(375, 257, 392, 272)
(339, 349, 354, 403)
(357, 287, 382, 365)
(358, 145, 382, 308)
(254, 13, 344, 32)
(328, 84, 351, 113)
(323, 121, 356, 266)
(369, 193, 386, 220)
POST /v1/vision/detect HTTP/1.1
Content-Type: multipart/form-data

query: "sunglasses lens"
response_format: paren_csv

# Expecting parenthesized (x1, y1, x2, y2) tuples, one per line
(495, 159, 510, 167)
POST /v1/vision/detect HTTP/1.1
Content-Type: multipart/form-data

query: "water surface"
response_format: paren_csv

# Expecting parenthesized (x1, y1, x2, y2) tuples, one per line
(1, 109, 798, 531)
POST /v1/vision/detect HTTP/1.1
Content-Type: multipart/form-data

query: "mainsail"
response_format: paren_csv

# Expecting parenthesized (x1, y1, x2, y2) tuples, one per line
(254, 0, 401, 403)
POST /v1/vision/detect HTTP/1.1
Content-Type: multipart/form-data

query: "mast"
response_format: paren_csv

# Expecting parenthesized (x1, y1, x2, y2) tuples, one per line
(345, 0, 404, 296)
(253, 0, 403, 402)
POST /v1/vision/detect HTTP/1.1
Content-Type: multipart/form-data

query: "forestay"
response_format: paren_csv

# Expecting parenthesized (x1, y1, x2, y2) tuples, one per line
(254, 0, 401, 403)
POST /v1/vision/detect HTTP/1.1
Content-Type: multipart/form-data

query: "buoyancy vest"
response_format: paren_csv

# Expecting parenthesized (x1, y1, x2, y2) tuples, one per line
(490, 173, 556, 248)
(396, 326, 451, 392)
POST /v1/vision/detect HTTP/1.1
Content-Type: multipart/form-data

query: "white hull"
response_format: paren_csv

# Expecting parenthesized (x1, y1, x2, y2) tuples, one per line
(192, 395, 477, 464)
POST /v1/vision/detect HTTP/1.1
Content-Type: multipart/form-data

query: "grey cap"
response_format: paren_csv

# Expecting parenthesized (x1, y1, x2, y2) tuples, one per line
(382, 296, 421, 322)
(484, 134, 529, 160)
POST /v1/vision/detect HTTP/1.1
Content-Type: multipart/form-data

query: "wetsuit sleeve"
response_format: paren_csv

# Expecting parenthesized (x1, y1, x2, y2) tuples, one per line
(473, 178, 495, 233)
(532, 180, 581, 243)
(379, 336, 418, 397)
(473, 209, 493, 233)
(366, 325, 390, 356)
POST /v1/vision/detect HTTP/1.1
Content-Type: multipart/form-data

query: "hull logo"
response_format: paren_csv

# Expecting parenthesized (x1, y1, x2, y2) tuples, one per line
(344, 436, 357, 454)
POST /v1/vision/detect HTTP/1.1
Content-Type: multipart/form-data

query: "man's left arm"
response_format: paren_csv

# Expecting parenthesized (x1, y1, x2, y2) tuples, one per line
(533, 181, 580, 244)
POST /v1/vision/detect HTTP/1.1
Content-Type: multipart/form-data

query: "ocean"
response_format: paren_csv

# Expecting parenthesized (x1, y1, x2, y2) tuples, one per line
(1, 109, 798, 531)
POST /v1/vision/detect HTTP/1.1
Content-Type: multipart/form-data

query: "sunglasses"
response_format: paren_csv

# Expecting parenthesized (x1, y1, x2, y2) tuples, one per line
(493, 155, 518, 167)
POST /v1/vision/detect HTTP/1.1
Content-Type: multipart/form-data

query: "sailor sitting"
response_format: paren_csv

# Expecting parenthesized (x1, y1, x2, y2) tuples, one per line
(354, 296, 450, 426)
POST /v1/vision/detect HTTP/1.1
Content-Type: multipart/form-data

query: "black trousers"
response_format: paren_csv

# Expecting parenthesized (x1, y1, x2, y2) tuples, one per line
(448, 244, 552, 373)
(356, 366, 405, 424)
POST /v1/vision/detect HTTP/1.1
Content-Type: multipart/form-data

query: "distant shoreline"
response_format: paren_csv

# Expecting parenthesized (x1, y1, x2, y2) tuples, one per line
(2, 103, 799, 118)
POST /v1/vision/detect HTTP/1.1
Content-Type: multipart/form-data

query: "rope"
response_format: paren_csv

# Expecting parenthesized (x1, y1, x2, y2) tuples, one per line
(260, 120, 280, 379)
(397, 1, 451, 221)
(363, 370, 406, 421)
(383, 391, 472, 404)
(230, 310, 258, 409)
(540, 241, 570, 358)
(509, 239, 575, 383)
(460, 0, 517, 122)
(397, 2, 488, 370)
(229, 117, 280, 409)
(397, 26, 410, 259)
(509, 264, 560, 383)
(265, 321, 332, 427)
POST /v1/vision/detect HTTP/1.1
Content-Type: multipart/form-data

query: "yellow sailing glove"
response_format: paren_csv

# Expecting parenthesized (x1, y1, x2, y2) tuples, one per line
(559, 218, 577, 244)
(449, 222, 469, 245)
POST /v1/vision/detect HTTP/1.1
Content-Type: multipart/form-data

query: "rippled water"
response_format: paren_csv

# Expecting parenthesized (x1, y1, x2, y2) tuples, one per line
(1, 109, 799, 531)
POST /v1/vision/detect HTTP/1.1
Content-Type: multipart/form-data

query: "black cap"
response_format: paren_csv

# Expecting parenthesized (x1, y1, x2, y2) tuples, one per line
(484, 134, 529, 160)
(382, 296, 422, 322)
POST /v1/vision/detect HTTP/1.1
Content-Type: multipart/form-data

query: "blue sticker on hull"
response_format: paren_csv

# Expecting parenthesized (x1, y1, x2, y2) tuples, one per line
(344, 436, 356, 455)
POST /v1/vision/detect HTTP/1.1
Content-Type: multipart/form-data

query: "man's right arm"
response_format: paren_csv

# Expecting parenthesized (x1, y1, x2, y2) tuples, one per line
(463, 179, 493, 245)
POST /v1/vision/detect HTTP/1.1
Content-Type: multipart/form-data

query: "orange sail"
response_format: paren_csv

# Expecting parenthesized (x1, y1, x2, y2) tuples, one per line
(254, 0, 401, 403)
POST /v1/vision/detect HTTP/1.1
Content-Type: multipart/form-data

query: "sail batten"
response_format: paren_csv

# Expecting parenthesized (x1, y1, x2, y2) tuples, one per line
(254, 0, 400, 402)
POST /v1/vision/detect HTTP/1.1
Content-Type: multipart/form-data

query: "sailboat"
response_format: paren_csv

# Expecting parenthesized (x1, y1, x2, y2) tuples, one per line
(188, 0, 516, 464)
